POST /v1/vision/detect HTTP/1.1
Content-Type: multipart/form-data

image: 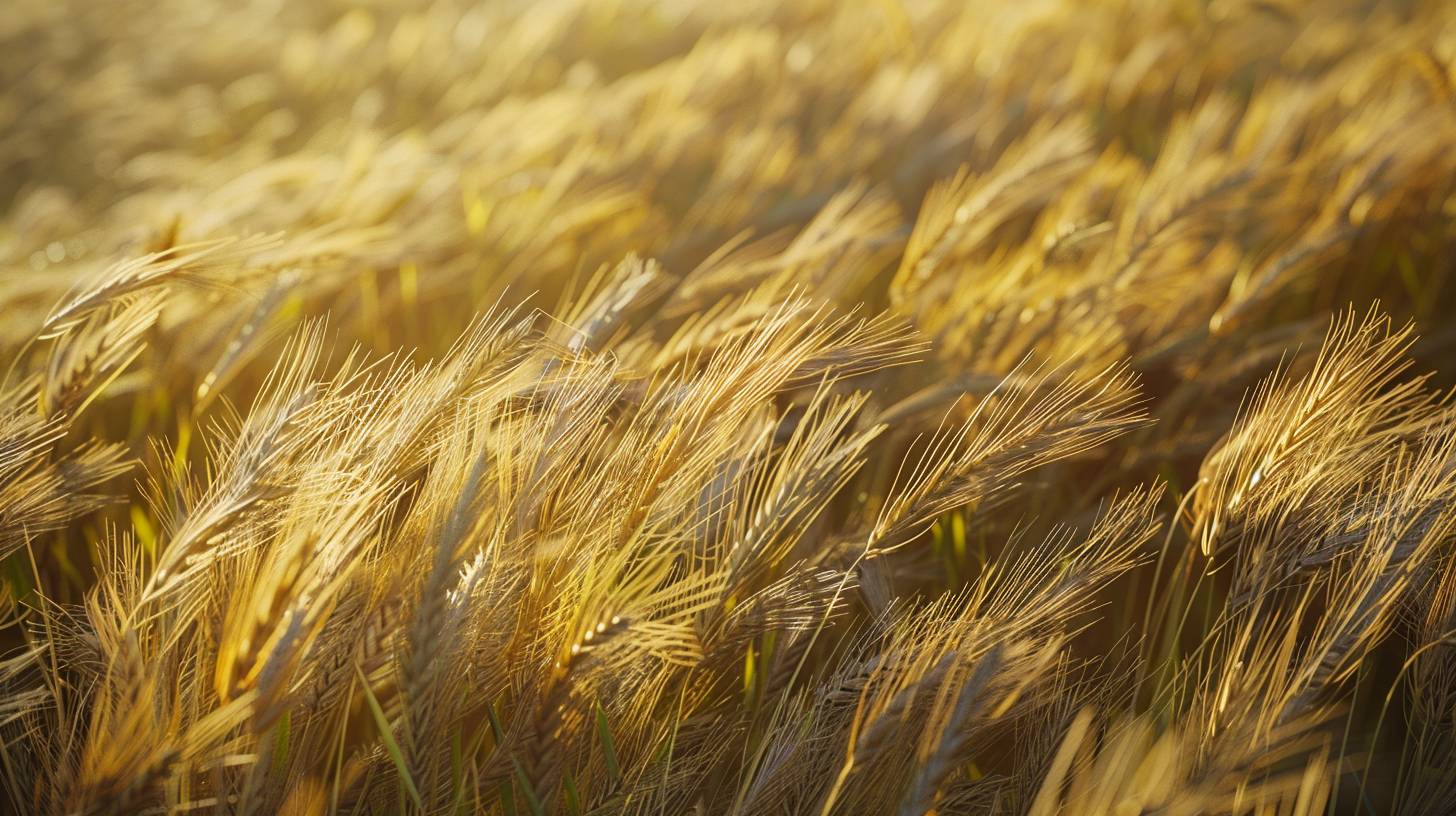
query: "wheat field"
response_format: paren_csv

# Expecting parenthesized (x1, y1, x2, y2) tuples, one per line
(3, 0, 1456, 813)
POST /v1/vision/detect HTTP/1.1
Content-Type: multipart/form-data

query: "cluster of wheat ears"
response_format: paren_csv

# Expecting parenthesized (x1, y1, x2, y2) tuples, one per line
(3, 0, 1456, 813)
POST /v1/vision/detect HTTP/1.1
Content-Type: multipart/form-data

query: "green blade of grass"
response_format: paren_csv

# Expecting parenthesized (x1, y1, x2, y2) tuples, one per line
(596, 702, 621, 785)
(354, 663, 424, 811)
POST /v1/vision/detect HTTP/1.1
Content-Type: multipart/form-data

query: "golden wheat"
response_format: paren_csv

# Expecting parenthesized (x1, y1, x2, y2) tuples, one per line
(3, 0, 1456, 813)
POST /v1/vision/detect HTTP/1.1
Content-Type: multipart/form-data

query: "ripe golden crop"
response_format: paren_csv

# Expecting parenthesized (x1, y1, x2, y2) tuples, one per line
(3, 1, 1456, 813)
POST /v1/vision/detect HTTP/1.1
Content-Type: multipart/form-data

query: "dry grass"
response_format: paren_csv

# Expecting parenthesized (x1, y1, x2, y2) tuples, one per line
(3, 0, 1456, 813)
